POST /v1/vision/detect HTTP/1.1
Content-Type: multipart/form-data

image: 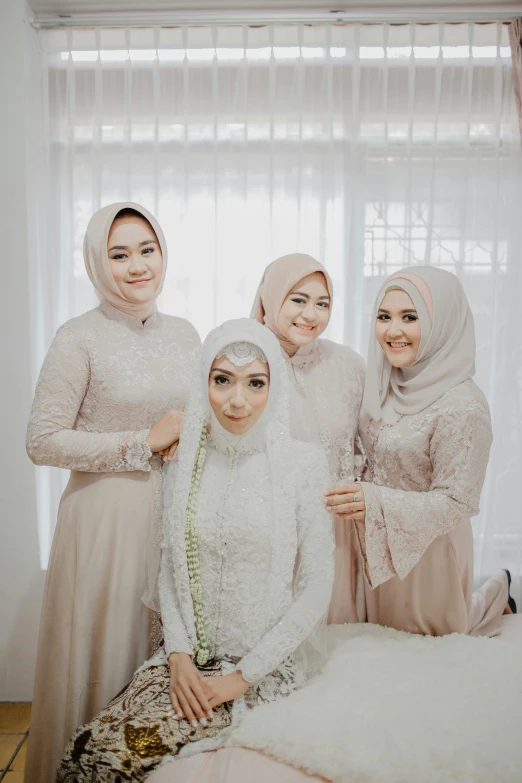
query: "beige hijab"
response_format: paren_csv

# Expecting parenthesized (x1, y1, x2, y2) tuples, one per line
(250, 253, 333, 354)
(362, 266, 476, 423)
(83, 202, 167, 321)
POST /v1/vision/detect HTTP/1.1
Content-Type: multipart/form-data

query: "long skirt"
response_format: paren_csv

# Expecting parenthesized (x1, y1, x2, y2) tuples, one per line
(363, 523, 508, 635)
(25, 467, 162, 783)
(57, 656, 298, 782)
(56, 663, 232, 782)
(328, 517, 365, 624)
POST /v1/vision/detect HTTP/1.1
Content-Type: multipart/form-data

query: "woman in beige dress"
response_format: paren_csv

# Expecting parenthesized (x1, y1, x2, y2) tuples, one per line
(325, 266, 511, 635)
(24, 203, 200, 783)
(251, 253, 366, 623)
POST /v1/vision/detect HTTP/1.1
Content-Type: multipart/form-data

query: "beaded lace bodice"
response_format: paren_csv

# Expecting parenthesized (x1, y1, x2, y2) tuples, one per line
(160, 437, 334, 683)
(358, 380, 492, 588)
(26, 302, 201, 472)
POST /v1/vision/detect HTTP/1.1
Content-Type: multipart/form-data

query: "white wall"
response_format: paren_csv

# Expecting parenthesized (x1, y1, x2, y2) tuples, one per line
(0, 0, 46, 700)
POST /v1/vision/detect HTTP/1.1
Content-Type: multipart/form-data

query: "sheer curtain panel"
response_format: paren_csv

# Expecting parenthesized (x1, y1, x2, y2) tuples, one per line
(509, 19, 522, 134)
(34, 22, 522, 602)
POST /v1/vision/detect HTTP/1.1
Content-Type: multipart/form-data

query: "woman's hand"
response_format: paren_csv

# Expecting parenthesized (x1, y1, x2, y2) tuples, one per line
(324, 482, 366, 522)
(158, 442, 179, 463)
(167, 652, 213, 727)
(146, 410, 183, 453)
(205, 671, 250, 709)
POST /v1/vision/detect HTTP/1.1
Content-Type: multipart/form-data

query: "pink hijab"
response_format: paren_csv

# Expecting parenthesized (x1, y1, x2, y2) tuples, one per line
(83, 202, 167, 321)
(250, 253, 333, 354)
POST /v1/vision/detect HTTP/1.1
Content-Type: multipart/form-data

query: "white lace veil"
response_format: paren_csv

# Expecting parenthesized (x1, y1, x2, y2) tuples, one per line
(159, 318, 329, 669)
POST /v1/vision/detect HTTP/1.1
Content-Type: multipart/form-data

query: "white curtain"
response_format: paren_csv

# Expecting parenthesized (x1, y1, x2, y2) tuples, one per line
(35, 21, 522, 601)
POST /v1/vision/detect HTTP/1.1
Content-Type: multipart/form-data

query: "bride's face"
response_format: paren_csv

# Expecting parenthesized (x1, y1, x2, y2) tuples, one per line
(208, 356, 270, 435)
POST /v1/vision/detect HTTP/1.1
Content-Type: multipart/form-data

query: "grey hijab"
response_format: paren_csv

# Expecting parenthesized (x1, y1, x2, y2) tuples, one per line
(362, 266, 476, 423)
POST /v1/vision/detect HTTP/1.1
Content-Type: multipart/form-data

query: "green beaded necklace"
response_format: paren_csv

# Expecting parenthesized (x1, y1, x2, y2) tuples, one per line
(184, 424, 210, 666)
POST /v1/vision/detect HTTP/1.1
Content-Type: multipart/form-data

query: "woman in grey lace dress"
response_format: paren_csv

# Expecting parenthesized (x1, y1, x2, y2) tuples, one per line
(325, 266, 511, 636)
(24, 203, 200, 783)
(251, 253, 366, 624)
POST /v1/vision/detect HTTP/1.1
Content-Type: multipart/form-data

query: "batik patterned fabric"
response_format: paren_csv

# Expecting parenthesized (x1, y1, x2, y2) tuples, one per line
(57, 656, 301, 783)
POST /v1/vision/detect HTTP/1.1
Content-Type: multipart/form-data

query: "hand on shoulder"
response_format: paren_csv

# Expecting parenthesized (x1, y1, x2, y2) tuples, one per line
(147, 410, 183, 454)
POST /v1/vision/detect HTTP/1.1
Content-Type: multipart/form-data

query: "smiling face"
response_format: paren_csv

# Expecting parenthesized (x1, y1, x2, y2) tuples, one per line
(208, 356, 270, 435)
(107, 214, 163, 306)
(277, 272, 331, 355)
(376, 287, 422, 368)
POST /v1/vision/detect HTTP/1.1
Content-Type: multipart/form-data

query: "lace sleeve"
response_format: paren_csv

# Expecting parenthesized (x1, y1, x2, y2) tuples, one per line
(237, 449, 334, 683)
(158, 545, 193, 658)
(26, 325, 152, 473)
(159, 460, 194, 657)
(357, 403, 492, 588)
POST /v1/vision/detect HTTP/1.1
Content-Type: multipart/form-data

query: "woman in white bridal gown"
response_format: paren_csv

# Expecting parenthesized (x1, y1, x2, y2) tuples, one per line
(57, 318, 333, 783)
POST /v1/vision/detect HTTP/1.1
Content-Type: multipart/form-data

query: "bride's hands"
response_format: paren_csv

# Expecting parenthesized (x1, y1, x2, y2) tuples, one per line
(167, 653, 212, 727)
(167, 655, 249, 725)
(146, 410, 183, 457)
(324, 482, 366, 522)
(206, 671, 250, 709)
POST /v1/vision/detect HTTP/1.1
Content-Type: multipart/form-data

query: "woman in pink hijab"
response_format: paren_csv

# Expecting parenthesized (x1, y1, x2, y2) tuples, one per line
(251, 253, 366, 624)
(325, 266, 514, 635)
(25, 203, 200, 783)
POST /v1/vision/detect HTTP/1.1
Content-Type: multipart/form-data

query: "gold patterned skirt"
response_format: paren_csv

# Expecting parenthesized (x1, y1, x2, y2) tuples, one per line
(56, 656, 301, 783)
(56, 662, 233, 783)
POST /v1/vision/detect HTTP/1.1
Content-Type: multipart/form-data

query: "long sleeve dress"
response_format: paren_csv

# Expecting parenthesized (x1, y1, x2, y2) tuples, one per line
(56, 429, 334, 783)
(24, 301, 200, 783)
(357, 380, 508, 636)
(284, 338, 366, 624)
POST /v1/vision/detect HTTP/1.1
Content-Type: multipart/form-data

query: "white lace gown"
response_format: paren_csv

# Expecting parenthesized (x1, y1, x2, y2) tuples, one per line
(159, 424, 334, 695)
(24, 301, 200, 783)
(357, 380, 508, 635)
(283, 338, 366, 624)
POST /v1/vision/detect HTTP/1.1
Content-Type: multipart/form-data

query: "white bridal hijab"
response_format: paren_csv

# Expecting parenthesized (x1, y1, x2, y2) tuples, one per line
(362, 266, 476, 424)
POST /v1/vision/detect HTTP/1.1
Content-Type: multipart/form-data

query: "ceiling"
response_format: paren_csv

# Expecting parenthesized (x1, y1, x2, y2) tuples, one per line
(27, 0, 522, 15)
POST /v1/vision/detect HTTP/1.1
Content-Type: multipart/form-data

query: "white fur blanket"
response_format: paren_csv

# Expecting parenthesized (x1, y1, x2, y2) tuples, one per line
(227, 624, 522, 783)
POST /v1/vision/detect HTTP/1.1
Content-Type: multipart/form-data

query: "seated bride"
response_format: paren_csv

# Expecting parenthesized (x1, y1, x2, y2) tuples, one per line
(57, 317, 334, 782)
